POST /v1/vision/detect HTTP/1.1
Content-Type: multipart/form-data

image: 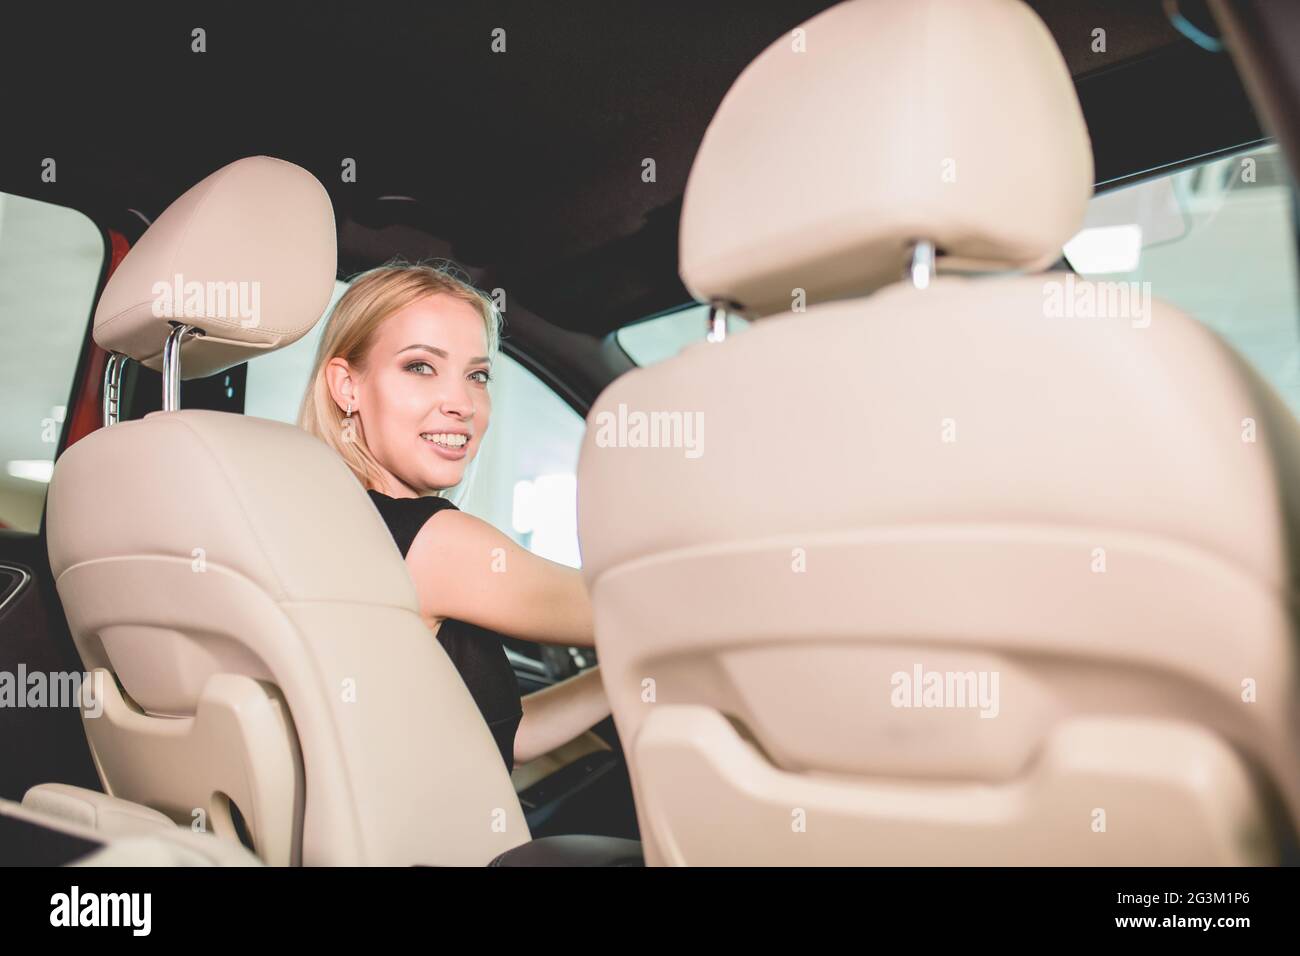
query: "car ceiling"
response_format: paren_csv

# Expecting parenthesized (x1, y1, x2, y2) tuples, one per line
(0, 0, 1264, 348)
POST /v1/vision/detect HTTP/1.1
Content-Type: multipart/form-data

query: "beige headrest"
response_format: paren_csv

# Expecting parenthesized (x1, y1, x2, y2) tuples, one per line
(94, 156, 337, 378)
(679, 0, 1094, 318)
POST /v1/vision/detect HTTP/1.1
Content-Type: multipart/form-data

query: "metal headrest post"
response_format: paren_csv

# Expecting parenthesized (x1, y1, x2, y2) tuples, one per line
(162, 322, 204, 412)
(706, 299, 735, 343)
(909, 240, 936, 290)
(102, 352, 127, 427)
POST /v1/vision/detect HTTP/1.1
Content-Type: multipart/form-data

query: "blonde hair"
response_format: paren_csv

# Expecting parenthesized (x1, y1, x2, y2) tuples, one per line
(298, 260, 501, 491)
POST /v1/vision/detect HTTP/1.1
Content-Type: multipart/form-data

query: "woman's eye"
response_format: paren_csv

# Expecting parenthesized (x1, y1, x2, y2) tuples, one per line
(405, 361, 434, 375)
(469, 369, 492, 385)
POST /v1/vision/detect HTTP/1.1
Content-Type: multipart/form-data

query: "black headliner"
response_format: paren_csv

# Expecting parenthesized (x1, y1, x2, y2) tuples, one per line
(0, 0, 1263, 344)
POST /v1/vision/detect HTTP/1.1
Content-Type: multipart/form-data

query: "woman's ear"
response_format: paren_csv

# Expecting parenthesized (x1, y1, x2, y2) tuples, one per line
(324, 357, 357, 414)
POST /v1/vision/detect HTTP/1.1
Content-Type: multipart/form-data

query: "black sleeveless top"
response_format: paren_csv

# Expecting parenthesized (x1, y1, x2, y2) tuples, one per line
(367, 489, 523, 772)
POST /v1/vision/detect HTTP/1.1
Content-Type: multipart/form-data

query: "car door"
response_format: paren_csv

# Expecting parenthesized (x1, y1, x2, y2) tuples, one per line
(0, 189, 106, 803)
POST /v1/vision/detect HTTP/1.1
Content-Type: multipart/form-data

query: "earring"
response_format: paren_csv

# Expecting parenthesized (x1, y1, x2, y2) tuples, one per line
(345, 402, 353, 418)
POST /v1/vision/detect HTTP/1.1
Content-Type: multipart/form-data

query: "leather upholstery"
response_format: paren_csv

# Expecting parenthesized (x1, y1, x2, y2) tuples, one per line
(577, 0, 1300, 865)
(679, 0, 1092, 318)
(580, 280, 1300, 864)
(47, 409, 533, 865)
(1, 796, 261, 866)
(93, 156, 337, 378)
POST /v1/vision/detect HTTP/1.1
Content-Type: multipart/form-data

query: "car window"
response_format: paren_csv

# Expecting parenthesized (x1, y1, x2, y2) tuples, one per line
(245, 284, 585, 567)
(453, 357, 585, 568)
(616, 303, 750, 366)
(1065, 141, 1300, 412)
(243, 279, 350, 424)
(0, 193, 103, 532)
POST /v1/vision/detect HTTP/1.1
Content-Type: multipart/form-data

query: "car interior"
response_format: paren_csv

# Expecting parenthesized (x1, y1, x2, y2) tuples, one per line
(1, 0, 1299, 868)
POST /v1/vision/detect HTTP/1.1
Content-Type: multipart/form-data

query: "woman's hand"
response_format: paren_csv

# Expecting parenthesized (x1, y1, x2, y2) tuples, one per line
(405, 508, 594, 646)
(514, 665, 611, 766)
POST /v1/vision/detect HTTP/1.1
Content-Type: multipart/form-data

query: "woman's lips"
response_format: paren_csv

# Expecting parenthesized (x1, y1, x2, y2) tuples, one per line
(422, 436, 468, 461)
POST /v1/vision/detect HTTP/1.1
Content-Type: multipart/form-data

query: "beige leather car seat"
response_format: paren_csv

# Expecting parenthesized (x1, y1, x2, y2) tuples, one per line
(576, 0, 1300, 865)
(2, 792, 262, 866)
(45, 156, 534, 865)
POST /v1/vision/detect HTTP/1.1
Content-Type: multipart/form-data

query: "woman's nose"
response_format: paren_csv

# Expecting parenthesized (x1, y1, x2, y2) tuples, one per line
(437, 380, 475, 419)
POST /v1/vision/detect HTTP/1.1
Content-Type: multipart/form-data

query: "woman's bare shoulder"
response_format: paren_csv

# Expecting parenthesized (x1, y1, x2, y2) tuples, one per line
(406, 506, 516, 581)
(402, 502, 593, 645)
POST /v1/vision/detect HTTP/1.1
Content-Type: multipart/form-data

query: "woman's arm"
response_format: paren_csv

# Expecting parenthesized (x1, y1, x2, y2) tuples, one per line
(514, 665, 611, 766)
(405, 508, 594, 646)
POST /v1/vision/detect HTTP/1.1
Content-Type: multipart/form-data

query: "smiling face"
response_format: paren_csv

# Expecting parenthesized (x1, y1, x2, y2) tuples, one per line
(327, 292, 493, 497)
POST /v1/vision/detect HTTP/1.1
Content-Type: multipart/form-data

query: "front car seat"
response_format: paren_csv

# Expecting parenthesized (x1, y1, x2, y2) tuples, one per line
(46, 156, 639, 866)
(576, 0, 1300, 865)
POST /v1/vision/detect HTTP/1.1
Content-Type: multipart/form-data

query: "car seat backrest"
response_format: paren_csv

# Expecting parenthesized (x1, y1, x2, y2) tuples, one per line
(47, 156, 531, 865)
(577, 0, 1300, 865)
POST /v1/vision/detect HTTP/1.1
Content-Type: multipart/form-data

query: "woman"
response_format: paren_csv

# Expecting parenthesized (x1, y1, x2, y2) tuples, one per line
(298, 261, 610, 772)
